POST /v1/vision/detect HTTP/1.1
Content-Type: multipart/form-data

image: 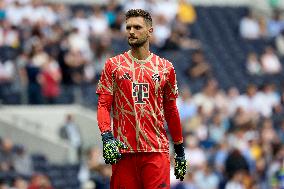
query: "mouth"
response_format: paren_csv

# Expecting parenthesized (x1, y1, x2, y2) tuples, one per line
(129, 37, 137, 40)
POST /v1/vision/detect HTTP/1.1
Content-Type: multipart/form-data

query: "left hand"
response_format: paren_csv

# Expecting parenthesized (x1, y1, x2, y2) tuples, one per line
(174, 156, 187, 181)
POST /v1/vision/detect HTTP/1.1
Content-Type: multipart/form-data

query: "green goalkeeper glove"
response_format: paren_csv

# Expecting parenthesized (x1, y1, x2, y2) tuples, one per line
(101, 131, 128, 165)
(174, 143, 187, 181)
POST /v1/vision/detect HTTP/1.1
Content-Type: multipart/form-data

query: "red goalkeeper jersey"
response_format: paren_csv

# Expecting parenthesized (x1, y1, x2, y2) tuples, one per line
(96, 51, 179, 153)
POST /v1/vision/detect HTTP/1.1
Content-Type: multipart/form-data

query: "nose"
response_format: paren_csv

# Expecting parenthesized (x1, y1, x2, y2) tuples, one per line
(129, 27, 134, 34)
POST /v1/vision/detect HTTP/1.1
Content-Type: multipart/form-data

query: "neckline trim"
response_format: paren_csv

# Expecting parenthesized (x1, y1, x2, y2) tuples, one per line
(127, 50, 153, 64)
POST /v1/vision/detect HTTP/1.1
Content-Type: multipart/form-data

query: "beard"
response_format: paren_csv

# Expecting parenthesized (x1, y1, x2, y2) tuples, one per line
(128, 36, 148, 48)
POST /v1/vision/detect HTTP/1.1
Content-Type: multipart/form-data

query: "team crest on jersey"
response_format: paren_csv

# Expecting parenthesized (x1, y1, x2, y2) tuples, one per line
(132, 82, 149, 104)
(152, 73, 161, 82)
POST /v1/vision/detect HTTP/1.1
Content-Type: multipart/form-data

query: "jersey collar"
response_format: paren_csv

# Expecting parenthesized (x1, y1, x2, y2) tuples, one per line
(127, 50, 153, 64)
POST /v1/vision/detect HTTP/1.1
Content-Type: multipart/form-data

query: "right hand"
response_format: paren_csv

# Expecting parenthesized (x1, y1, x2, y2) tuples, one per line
(102, 131, 128, 164)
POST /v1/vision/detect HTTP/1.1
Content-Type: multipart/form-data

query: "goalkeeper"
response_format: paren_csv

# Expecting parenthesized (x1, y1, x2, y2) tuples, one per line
(96, 9, 187, 189)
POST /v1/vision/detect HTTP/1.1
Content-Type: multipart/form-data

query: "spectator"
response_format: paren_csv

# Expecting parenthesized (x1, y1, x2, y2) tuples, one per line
(152, 14, 171, 48)
(194, 163, 219, 189)
(81, 180, 96, 189)
(277, 120, 284, 143)
(0, 20, 20, 48)
(225, 149, 249, 180)
(177, 0, 196, 25)
(105, 0, 121, 28)
(170, 18, 201, 50)
(59, 114, 82, 161)
(208, 112, 227, 144)
(261, 46, 282, 74)
(0, 1, 6, 20)
(27, 174, 53, 189)
(38, 55, 61, 104)
(267, 10, 284, 38)
(0, 59, 16, 104)
(13, 145, 33, 177)
(257, 83, 280, 117)
(176, 86, 197, 124)
(153, 0, 178, 23)
(20, 53, 43, 104)
(275, 29, 284, 57)
(239, 11, 260, 40)
(260, 118, 278, 145)
(258, 17, 268, 38)
(88, 36, 112, 82)
(0, 138, 14, 172)
(78, 146, 108, 189)
(160, 30, 180, 50)
(64, 48, 87, 86)
(67, 27, 91, 59)
(10, 177, 28, 189)
(0, 182, 9, 189)
(193, 78, 218, 117)
(227, 87, 241, 116)
(187, 50, 211, 80)
(89, 5, 109, 38)
(213, 142, 229, 175)
(71, 9, 90, 39)
(184, 135, 206, 169)
(246, 52, 262, 75)
(172, 173, 198, 189)
(5, 1, 25, 26)
(109, 10, 125, 38)
(225, 170, 246, 189)
(78, 146, 103, 187)
(122, 0, 148, 13)
(235, 84, 261, 119)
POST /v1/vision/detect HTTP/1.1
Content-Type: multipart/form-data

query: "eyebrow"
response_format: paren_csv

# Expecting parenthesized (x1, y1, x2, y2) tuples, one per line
(126, 24, 143, 27)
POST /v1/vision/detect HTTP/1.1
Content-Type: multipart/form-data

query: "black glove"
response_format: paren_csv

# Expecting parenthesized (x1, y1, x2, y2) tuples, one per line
(174, 143, 187, 181)
(101, 131, 128, 165)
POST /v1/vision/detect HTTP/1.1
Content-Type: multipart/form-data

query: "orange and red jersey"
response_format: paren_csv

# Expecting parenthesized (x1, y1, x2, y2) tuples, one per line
(96, 51, 182, 153)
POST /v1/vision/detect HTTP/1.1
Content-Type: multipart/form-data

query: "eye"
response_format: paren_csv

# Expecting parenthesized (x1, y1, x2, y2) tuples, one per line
(135, 26, 142, 30)
(126, 26, 131, 30)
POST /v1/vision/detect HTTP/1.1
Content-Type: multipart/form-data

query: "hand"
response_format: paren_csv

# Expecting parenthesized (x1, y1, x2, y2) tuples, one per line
(174, 156, 187, 181)
(174, 143, 187, 181)
(101, 131, 128, 165)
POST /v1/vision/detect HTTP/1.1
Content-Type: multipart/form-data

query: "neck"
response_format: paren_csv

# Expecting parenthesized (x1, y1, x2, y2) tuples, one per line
(130, 43, 150, 60)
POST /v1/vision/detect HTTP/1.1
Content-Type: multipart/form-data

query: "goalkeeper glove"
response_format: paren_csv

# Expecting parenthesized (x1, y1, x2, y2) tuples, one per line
(101, 131, 128, 165)
(174, 143, 187, 181)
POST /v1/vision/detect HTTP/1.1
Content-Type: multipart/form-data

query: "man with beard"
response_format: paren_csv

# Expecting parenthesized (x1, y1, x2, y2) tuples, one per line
(96, 9, 187, 189)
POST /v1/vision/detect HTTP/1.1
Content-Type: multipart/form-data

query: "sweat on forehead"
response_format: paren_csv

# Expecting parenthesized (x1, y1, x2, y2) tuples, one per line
(125, 9, 152, 26)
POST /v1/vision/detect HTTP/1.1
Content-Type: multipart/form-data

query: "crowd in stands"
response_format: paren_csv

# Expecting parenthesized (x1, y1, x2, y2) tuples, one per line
(240, 8, 284, 76)
(0, 0, 200, 107)
(0, 0, 284, 189)
(0, 137, 54, 189)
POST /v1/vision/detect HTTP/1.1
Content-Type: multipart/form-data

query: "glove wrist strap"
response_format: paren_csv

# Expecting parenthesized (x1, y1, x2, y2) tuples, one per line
(174, 143, 185, 157)
(101, 131, 114, 142)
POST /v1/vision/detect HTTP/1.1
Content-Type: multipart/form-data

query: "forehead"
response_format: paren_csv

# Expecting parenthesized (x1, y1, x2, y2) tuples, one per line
(126, 16, 146, 26)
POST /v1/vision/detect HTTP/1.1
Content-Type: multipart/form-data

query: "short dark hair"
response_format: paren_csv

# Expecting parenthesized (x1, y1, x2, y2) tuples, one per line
(125, 9, 152, 26)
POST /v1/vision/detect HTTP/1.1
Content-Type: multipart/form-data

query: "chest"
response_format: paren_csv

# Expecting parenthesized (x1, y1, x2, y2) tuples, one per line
(113, 62, 168, 88)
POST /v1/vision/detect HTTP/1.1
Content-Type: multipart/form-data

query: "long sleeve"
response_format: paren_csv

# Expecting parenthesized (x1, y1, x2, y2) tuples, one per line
(97, 94, 113, 133)
(163, 98, 183, 144)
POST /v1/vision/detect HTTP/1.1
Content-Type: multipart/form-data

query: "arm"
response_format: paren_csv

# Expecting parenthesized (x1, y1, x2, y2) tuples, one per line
(97, 94, 113, 133)
(96, 60, 127, 164)
(163, 63, 187, 181)
(97, 94, 127, 165)
(163, 98, 183, 144)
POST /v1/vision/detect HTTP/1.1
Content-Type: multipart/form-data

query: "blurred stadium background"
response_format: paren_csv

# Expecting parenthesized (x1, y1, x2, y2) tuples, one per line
(0, 0, 284, 188)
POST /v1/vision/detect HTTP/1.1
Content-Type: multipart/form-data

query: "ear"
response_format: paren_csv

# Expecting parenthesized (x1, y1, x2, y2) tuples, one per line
(148, 27, 153, 37)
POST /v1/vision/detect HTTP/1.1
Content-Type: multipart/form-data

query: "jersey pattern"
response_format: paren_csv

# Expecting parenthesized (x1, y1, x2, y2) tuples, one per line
(96, 51, 178, 153)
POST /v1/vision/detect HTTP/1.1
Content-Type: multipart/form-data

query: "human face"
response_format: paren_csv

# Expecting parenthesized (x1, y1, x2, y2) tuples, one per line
(126, 17, 152, 48)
